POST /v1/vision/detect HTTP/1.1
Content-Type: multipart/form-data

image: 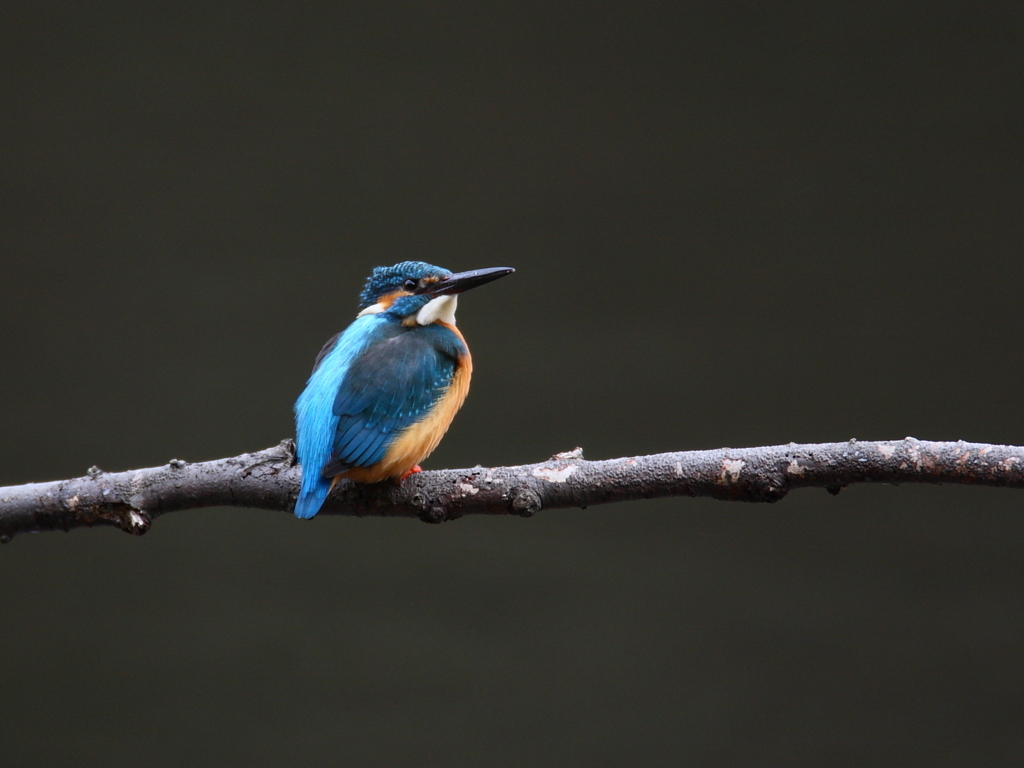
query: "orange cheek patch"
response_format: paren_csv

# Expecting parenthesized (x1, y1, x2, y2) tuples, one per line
(377, 290, 412, 309)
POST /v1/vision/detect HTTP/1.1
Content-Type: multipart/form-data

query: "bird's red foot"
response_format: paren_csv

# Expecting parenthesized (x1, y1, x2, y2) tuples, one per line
(399, 465, 423, 482)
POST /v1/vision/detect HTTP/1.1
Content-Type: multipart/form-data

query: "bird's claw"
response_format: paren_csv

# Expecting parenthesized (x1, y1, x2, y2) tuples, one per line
(399, 465, 423, 482)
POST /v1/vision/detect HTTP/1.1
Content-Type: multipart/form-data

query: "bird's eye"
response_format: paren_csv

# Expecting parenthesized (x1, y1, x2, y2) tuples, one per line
(403, 279, 418, 292)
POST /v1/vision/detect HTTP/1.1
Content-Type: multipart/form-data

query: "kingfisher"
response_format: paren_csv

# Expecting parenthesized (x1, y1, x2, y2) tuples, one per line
(293, 261, 514, 519)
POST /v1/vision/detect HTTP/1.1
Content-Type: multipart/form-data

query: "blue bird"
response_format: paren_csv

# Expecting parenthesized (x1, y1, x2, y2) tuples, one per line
(293, 261, 514, 519)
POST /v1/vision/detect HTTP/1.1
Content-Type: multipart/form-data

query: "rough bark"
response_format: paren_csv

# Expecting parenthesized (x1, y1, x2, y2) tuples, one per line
(2, 438, 1023, 542)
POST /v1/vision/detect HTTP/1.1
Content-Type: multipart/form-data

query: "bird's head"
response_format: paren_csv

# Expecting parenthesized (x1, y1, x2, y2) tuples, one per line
(357, 261, 514, 326)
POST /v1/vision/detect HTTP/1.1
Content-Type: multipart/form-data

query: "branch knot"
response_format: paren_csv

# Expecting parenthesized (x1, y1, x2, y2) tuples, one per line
(510, 487, 542, 517)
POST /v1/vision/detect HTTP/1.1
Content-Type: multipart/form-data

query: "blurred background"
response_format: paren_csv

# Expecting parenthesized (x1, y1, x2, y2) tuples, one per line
(2, 2, 1023, 765)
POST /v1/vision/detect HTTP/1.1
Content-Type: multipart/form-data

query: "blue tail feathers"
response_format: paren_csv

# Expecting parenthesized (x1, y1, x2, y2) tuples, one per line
(294, 473, 332, 519)
(293, 315, 382, 519)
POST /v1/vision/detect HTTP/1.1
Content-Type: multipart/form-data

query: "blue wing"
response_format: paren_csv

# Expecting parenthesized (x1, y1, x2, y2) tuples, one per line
(322, 330, 457, 476)
(293, 318, 464, 519)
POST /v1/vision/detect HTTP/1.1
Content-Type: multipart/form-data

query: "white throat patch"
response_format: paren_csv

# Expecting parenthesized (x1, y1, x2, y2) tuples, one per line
(415, 294, 458, 326)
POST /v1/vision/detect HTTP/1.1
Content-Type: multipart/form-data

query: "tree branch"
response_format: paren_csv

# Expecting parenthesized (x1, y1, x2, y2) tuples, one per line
(2, 438, 1023, 542)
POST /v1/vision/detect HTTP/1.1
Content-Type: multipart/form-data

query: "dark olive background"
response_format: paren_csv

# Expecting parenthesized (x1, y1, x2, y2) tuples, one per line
(2, 3, 1023, 766)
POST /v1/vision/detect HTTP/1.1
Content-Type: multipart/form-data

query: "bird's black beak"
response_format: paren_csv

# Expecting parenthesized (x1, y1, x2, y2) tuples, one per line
(429, 267, 515, 296)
